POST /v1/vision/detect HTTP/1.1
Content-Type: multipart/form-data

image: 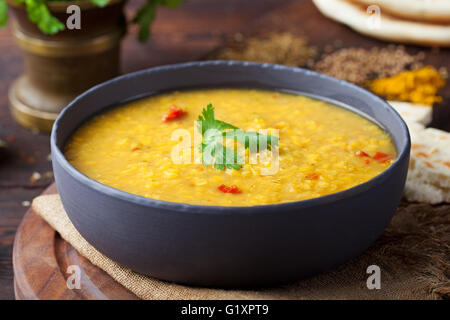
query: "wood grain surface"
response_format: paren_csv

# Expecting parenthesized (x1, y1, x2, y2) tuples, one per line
(13, 184, 138, 300)
(1, 0, 449, 300)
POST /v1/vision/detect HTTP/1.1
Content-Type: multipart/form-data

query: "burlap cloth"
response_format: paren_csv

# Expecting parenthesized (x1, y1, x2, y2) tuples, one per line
(32, 194, 449, 300)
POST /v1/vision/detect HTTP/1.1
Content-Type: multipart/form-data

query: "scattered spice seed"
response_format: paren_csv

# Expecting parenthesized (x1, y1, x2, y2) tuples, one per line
(30, 172, 42, 182)
(210, 32, 317, 67)
(439, 66, 448, 79)
(313, 45, 424, 85)
(7, 135, 15, 143)
(42, 171, 54, 179)
(27, 156, 36, 164)
(29, 171, 53, 183)
(22, 201, 30, 207)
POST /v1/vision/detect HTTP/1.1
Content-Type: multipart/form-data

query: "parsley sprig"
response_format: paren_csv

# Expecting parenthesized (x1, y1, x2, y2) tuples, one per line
(197, 104, 279, 171)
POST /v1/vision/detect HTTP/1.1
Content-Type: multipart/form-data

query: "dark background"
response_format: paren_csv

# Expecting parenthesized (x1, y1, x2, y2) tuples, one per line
(0, 0, 449, 300)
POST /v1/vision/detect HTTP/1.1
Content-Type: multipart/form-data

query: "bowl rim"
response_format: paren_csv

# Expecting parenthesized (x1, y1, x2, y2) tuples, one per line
(51, 60, 410, 214)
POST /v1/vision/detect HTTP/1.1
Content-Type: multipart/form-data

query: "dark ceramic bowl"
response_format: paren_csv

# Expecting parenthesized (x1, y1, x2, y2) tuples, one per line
(51, 61, 410, 288)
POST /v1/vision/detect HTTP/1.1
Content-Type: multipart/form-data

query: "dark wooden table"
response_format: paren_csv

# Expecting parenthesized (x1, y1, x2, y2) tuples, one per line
(1, 0, 449, 300)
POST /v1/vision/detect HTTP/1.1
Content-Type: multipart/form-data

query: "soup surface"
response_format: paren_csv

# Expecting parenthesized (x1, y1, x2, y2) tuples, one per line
(65, 89, 396, 206)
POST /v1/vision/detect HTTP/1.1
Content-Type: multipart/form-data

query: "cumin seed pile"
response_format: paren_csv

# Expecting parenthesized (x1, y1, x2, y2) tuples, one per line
(210, 32, 317, 67)
(313, 45, 425, 85)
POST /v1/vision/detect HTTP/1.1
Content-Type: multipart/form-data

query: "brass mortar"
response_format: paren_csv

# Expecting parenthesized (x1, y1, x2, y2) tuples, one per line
(7, 0, 126, 132)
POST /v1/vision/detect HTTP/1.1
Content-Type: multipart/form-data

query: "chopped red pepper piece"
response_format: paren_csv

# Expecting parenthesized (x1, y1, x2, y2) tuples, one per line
(27, 156, 36, 164)
(162, 105, 185, 122)
(355, 150, 369, 157)
(218, 184, 242, 194)
(305, 173, 320, 180)
(373, 152, 394, 163)
(364, 159, 370, 164)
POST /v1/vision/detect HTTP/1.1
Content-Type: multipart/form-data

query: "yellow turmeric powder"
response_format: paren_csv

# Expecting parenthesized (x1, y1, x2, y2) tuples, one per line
(367, 66, 445, 106)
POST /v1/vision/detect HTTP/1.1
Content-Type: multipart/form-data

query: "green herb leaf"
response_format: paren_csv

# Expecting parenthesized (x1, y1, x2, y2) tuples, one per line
(160, 0, 184, 8)
(197, 104, 278, 171)
(197, 103, 238, 135)
(0, 0, 8, 27)
(18, 0, 65, 35)
(90, 0, 110, 7)
(133, 0, 184, 42)
(230, 128, 278, 152)
(133, 0, 157, 42)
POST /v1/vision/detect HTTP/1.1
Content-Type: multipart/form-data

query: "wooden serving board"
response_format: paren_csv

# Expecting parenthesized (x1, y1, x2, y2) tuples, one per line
(13, 183, 139, 300)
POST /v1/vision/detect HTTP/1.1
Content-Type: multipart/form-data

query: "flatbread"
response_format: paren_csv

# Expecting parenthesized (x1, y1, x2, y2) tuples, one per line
(404, 126, 450, 203)
(409, 128, 450, 189)
(404, 178, 450, 204)
(351, 0, 450, 24)
(312, 0, 450, 47)
(388, 101, 432, 126)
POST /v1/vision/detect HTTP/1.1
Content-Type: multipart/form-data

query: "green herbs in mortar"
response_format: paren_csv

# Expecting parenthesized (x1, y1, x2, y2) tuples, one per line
(0, 0, 184, 42)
